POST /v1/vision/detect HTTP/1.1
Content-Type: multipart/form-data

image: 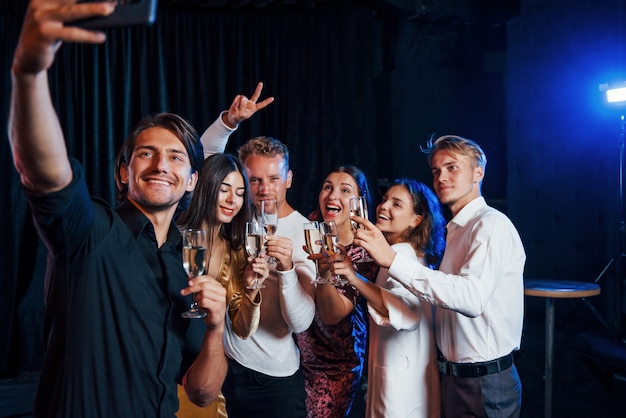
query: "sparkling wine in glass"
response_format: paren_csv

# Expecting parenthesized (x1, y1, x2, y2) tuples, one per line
(261, 199, 279, 264)
(320, 221, 348, 286)
(181, 229, 208, 319)
(349, 196, 368, 230)
(246, 221, 266, 289)
(304, 221, 328, 284)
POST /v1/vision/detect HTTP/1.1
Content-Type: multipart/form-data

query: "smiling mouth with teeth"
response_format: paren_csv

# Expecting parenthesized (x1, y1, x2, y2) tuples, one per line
(146, 178, 170, 186)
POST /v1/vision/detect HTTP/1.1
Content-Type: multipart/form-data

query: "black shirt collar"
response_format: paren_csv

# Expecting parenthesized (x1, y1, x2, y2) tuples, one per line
(116, 199, 182, 248)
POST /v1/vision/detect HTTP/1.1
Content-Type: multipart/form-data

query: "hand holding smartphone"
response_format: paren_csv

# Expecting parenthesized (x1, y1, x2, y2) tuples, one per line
(69, 0, 158, 29)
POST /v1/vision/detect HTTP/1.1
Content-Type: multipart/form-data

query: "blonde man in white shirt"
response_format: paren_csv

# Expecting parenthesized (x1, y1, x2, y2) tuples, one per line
(352, 135, 526, 418)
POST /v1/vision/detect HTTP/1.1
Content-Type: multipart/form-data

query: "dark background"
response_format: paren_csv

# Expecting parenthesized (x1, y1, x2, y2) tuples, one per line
(2, 0, 626, 416)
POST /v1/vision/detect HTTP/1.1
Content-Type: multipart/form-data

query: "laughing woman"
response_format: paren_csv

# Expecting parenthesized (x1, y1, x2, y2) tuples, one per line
(295, 165, 379, 418)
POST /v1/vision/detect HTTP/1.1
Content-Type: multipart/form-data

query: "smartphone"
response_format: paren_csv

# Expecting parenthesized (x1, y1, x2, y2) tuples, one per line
(68, 0, 158, 29)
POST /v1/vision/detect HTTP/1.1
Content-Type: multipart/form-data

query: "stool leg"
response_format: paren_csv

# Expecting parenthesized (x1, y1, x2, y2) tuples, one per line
(545, 297, 554, 418)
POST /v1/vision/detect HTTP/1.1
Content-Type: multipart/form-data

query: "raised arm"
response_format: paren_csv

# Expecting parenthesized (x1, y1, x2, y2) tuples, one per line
(9, 0, 114, 193)
(200, 82, 274, 158)
(334, 244, 423, 330)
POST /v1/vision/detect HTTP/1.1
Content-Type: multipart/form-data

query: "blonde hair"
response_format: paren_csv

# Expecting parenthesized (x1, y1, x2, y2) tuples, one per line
(426, 135, 487, 170)
(237, 136, 290, 175)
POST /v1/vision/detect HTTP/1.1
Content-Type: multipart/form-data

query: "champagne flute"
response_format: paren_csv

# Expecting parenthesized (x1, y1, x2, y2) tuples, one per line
(349, 196, 368, 230)
(320, 221, 348, 286)
(304, 221, 328, 284)
(181, 229, 208, 319)
(246, 221, 266, 289)
(349, 195, 373, 264)
(261, 199, 279, 264)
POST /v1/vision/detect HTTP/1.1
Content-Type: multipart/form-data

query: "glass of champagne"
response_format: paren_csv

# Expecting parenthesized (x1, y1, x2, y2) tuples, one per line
(246, 221, 266, 290)
(304, 221, 328, 284)
(320, 221, 348, 286)
(349, 196, 368, 230)
(261, 199, 279, 264)
(181, 229, 208, 319)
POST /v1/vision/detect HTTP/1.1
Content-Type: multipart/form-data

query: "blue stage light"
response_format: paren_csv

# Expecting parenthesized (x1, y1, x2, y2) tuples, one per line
(607, 87, 626, 103)
(600, 81, 626, 104)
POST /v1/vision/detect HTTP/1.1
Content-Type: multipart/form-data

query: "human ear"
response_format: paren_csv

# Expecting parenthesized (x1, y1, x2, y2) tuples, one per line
(186, 171, 198, 192)
(411, 214, 423, 229)
(473, 166, 485, 183)
(119, 165, 129, 185)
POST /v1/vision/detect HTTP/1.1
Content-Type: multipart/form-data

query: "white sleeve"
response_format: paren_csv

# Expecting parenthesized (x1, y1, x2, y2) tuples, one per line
(388, 212, 524, 318)
(277, 266, 315, 333)
(199, 111, 237, 158)
(368, 243, 422, 331)
(389, 246, 485, 317)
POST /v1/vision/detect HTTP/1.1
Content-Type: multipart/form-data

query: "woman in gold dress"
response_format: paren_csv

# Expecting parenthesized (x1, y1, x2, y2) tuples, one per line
(177, 153, 269, 417)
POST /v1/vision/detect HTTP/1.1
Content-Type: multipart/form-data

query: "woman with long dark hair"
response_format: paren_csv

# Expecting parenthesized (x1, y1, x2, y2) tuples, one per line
(177, 154, 269, 418)
(295, 165, 379, 417)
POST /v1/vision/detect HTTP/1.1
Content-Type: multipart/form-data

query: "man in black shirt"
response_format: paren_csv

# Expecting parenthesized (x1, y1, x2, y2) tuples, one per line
(8, 1, 227, 416)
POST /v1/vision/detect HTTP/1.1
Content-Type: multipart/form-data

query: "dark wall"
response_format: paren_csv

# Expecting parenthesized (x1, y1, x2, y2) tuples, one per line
(379, 17, 509, 202)
(508, 0, 626, 332)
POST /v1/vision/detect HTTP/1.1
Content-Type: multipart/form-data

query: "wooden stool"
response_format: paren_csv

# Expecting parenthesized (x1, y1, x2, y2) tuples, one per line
(524, 279, 601, 418)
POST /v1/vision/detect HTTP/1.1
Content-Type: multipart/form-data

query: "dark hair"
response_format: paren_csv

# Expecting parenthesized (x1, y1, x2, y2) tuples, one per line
(113, 113, 204, 212)
(177, 153, 250, 251)
(310, 165, 372, 222)
(389, 178, 446, 269)
(237, 136, 290, 174)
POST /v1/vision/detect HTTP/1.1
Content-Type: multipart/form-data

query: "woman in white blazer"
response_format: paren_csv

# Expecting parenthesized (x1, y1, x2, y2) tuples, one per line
(332, 178, 446, 418)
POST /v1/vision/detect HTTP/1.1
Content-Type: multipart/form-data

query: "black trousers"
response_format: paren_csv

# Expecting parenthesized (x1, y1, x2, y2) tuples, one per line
(221, 358, 307, 418)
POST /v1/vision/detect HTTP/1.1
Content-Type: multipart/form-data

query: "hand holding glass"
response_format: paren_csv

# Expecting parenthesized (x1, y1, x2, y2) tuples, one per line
(320, 221, 348, 286)
(261, 199, 279, 264)
(304, 221, 329, 284)
(181, 229, 208, 319)
(246, 221, 266, 289)
(349, 196, 368, 230)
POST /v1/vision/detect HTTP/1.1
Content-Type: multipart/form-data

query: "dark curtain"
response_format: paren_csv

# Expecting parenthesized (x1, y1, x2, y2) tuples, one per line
(0, 2, 379, 376)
